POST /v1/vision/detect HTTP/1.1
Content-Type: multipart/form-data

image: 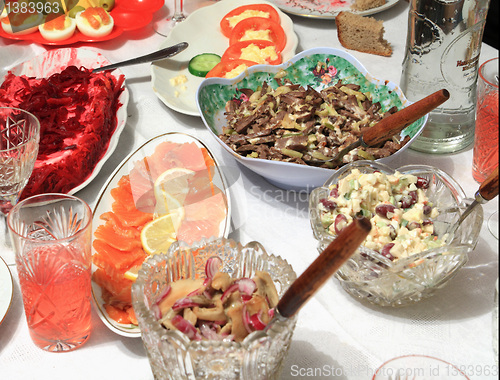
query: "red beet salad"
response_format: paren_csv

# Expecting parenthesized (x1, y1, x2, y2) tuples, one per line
(0, 65, 125, 198)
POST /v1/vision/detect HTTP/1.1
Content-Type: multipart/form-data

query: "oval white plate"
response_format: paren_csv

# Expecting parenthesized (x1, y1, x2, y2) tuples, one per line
(269, 0, 402, 19)
(151, 0, 299, 117)
(4, 48, 129, 196)
(0, 256, 14, 326)
(91, 132, 232, 337)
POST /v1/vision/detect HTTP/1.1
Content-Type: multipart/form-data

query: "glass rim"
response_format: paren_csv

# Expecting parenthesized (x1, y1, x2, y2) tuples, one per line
(479, 57, 499, 89)
(0, 106, 40, 152)
(7, 193, 92, 243)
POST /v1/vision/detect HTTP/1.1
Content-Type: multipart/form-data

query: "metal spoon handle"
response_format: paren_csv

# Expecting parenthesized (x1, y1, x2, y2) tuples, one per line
(92, 42, 188, 73)
(362, 89, 450, 146)
(276, 217, 371, 319)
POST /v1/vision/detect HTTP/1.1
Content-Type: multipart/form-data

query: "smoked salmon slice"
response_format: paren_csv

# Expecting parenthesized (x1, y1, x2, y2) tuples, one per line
(92, 140, 228, 326)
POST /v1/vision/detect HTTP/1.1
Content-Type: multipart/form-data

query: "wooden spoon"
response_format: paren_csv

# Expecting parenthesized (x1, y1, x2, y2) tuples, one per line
(304, 89, 450, 166)
(275, 217, 372, 319)
(447, 166, 499, 237)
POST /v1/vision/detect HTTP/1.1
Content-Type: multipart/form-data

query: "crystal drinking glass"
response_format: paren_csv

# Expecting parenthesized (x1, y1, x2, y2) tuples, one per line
(154, 0, 187, 37)
(0, 107, 40, 265)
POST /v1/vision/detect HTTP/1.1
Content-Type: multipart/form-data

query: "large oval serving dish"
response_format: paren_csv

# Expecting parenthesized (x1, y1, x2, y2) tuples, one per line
(197, 47, 427, 191)
(0, 257, 13, 326)
(151, 0, 299, 117)
(3, 47, 129, 197)
(91, 132, 232, 337)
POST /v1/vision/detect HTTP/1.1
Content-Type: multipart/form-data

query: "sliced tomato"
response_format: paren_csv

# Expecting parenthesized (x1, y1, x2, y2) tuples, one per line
(220, 4, 280, 38)
(206, 59, 258, 79)
(229, 17, 286, 54)
(221, 40, 282, 65)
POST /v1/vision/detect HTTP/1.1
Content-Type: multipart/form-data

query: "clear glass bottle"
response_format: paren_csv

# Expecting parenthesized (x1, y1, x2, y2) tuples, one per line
(401, 0, 491, 153)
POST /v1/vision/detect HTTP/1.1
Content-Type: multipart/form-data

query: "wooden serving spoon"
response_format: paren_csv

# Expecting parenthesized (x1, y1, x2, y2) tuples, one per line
(304, 89, 450, 166)
(274, 217, 372, 320)
(447, 166, 499, 237)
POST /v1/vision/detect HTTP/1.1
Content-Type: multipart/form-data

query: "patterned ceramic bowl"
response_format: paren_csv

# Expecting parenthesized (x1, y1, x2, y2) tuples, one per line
(309, 161, 483, 307)
(196, 47, 427, 191)
(132, 238, 297, 380)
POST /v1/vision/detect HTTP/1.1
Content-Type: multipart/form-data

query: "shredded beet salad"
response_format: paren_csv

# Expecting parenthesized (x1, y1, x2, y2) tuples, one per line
(0, 65, 125, 198)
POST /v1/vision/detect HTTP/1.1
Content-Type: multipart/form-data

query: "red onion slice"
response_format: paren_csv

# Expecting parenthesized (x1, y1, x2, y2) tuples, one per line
(221, 283, 239, 303)
(205, 256, 223, 279)
(249, 312, 266, 331)
(171, 315, 202, 341)
(237, 278, 256, 296)
(242, 305, 253, 334)
(172, 297, 201, 311)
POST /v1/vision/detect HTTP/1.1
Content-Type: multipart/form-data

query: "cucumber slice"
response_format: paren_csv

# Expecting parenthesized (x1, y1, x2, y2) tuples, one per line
(188, 53, 221, 77)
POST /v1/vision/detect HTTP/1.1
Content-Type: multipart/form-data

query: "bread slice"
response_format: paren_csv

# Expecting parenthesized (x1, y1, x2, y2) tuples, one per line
(336, 11, 392, 57)
(351, 0, 386, 11)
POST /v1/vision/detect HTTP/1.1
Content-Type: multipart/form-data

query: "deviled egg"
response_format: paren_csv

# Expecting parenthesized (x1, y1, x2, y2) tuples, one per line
(1, 11, 44, 35)
(75, 6, 113, 38)
(39, 15, 76, 41)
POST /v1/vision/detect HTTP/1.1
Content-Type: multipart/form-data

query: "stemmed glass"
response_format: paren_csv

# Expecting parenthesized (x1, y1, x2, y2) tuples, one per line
(0, 107, 40, 265)
(154, 0, 186, 37)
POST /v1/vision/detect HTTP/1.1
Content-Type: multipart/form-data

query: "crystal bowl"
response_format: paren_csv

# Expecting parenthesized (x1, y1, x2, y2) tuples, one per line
(131, 237, 297, 379)
(309, 161, 483, 307)
(196, 47, 427, 191)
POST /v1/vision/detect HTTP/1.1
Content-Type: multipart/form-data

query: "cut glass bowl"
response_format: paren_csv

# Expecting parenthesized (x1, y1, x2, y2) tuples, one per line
(132, 237, 297, 379)
(309, 161, 483, 307)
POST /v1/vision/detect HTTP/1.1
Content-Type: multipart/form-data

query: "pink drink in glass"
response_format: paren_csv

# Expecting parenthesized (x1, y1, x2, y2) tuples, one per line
(17, 244, 92, 351)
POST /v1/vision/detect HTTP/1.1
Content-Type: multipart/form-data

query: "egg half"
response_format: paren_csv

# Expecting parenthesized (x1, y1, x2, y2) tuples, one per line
(75, 7, 113, 38)
(39, 15, 76, 41)
(1, 12, 44, 35)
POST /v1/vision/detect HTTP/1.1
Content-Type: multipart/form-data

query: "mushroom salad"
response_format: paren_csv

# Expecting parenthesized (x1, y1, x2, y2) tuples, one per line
(153, 258, 279, 342)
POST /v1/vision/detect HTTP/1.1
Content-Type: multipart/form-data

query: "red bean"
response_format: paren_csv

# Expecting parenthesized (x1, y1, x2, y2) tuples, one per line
(320, 198, 337, 211)
(407, 221, 421, 230)
(416, 177, 430, 189)
(400, 190, 418, 208)
(375, 204, 396, 219)
(334, 214, 348, 234)
(380, 243, 395, 260)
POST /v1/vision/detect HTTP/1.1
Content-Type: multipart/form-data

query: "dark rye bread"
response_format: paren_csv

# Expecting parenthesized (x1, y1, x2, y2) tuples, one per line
(336, 11, 392, 57)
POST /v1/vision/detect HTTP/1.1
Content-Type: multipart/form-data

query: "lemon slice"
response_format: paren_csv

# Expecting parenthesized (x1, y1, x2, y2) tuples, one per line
(140, 211, 182, 255)
(153, 168, 195, 217)
(124, 265, 141, 281)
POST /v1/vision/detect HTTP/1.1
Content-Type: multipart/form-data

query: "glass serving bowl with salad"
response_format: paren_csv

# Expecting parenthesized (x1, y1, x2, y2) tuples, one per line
(132, 237, 297, 380)
(309, 161, 483, 307)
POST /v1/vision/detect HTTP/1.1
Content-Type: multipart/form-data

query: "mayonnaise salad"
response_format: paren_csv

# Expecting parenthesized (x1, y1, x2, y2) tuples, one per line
(319, 169, 446, 260)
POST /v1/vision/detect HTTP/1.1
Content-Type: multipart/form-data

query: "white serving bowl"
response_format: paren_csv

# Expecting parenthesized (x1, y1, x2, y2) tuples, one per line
(197, 47, 427, 191)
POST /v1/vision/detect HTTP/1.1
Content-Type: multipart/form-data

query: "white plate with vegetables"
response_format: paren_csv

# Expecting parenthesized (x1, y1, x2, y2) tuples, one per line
(151, 0, 299, 116)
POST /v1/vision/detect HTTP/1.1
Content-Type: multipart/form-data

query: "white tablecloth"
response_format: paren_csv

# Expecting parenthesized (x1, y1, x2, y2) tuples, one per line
(1, 1, 498, 378)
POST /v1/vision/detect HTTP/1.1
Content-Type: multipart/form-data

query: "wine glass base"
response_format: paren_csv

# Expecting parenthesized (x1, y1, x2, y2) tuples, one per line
(154, 16, 186, 37)
(373, 355, 470, 379)
(488, 212, 499, 240)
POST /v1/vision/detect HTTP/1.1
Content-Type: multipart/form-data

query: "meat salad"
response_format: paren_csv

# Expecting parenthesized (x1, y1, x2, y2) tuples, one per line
(220, 74, 410, 168)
